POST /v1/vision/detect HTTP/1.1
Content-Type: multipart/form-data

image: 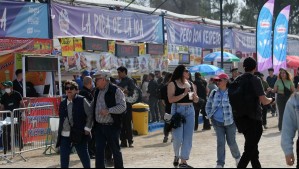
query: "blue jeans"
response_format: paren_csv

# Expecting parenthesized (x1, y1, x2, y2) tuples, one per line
(212, 119, 241, 167)
(60, 136, 91, 168)
(171, 104, 195, 160)
(95, 124, 124, 168)
(149, 97, 159, 122)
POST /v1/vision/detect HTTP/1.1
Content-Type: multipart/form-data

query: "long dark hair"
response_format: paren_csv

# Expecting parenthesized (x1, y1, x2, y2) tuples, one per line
(163, 73, 173, 85)
(279, 69, 293, 81)
(171, 65, 187, 83)
(142, 74, 149, 86)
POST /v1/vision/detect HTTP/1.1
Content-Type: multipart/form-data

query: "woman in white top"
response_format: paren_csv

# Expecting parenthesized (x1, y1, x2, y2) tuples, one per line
(141, 74, 150, 103)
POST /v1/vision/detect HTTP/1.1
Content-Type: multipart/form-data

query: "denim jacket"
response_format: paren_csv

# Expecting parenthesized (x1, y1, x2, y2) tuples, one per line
(281, 93, 299, 156)
(205, 89, 234, 126)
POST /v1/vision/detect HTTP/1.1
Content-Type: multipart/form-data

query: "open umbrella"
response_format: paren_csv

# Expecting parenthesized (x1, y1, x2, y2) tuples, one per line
(189, 64, 224, 76)
(287, 56, 299, 69)
(204, 52, 241, 62)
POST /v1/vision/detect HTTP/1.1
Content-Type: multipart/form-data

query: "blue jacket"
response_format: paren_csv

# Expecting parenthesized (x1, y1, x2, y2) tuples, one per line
(281, 92, 299, 156)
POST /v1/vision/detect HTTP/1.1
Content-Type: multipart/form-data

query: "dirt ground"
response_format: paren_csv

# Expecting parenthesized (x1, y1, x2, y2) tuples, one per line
(0, 114, 295, 168)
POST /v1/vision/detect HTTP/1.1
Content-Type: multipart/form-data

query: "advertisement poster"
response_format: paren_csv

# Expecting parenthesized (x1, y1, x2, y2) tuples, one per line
(22, 97, 61, 144)
(0, 1, 49, 38)
(59, 52, 168, 74)
(74, 38, 83, 52)
(273, 5, 290, 74)
(60, 38, 74, 57)
(257, 0, 275, 71)
(51, 2, 163, 43)
(0, 53, 14, 83)
(168, 44, 202, 66)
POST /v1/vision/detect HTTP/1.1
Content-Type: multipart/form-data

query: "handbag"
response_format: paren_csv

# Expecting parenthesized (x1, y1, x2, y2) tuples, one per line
(67, 116, 84, 145)
(281, 80, 292, 98)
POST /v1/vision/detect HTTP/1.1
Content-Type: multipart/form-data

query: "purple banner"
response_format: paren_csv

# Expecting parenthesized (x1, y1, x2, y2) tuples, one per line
(51, 2, 163, 44)
(166, 19, 233, 49)
(257, 0, 275, 71)
(0, 1, 49, 38)
(273, 5, 290, 74)
(232, 30, 256, 53)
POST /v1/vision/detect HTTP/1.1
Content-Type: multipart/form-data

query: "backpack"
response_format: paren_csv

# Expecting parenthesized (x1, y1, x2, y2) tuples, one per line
(228, 74, 258, 119)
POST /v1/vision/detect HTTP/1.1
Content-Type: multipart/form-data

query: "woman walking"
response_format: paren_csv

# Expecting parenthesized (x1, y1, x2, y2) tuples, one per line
(206, 74, 241, 168)
(272, 68, 295, 131)
(168, 65, 199, 168)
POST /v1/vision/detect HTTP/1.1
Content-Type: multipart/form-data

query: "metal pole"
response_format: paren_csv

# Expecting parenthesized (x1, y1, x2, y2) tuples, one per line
(58, 57, 63, 97)
(22, 56, 27, 98)
(220, 0, 224, 69)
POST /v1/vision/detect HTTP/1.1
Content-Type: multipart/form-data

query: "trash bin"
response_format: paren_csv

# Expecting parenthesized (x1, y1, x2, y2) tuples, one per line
(132, 103, 149, 136)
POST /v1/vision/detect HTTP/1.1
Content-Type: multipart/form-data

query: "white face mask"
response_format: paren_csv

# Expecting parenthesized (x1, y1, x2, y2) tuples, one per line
(5, 88, 11, 94)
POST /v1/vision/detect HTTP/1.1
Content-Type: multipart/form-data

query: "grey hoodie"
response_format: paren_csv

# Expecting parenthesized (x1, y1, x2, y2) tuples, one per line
(281, 92, 299, 156)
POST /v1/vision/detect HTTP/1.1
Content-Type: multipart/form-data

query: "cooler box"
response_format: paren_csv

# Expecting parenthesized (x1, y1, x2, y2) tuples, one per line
(132, 103, 149, 135)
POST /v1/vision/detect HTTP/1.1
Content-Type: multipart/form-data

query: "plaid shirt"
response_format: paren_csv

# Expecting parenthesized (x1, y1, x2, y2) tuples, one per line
(205, 89, 234, 126)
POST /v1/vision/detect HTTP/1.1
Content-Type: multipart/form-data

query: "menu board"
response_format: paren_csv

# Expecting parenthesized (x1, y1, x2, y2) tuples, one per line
(179, 53, 190, 64)
(146, 43, 164, 55)
(26, 56, 58, 72)
(115, 44, 139, 57)
(83, 37, 108, 52)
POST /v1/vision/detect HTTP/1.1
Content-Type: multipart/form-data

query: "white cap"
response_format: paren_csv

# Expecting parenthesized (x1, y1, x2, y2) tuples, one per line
(93, 70, 112, 80)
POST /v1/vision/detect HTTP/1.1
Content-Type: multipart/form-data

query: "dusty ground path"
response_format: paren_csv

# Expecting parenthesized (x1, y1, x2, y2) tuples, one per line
(1, 115, 294, 168)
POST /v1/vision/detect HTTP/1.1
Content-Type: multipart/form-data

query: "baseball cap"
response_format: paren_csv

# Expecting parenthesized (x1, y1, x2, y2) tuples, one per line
(82, 70, 90, 76)
(214, 73, 230, 80)
(243, 57, 257, 72)
(1, 81, 13, 87)
(93, 70, 112, 80)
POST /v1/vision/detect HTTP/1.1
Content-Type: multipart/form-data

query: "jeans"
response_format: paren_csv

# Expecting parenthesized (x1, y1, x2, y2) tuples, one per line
(60, 136, 91, 168)
(149, 97, 159, 122)
(95, 124, 124, 168)
(159, 100, 166, 121)
(201, 102, 211, 129)
(277, 94, 289, 131)
(120, 103, 133, 145)
(194, 109, 200, 131)
(171, 104, 195, 160)
(238, 119, 263, 168)
(262, 105, 268, 126)
(212, 120, 241, 167)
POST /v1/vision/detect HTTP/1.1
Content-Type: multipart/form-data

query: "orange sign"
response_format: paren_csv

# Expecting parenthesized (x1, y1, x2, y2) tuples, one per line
(0, 53, 15, 83)
(60, 38, 74, 57)
(74, 38, 83, 52)
(108, 41, 116, 55)
(139, 43, 145, 55)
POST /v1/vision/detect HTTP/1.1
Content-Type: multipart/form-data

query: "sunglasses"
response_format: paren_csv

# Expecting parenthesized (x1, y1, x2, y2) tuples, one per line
(65, 86, 76, 91)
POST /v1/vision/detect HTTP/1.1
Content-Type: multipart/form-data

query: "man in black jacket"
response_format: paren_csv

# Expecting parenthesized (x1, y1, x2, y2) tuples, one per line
(148, 73, 159, 123)
(294, 68, 299, 89)
(117, 66, 135, 148)
(79, 76, 95, 158)
(93, 70, 126, 168)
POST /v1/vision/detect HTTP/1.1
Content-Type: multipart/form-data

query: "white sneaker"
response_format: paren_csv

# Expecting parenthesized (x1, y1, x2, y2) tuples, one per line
(235, 158, 241, 167)
(216, 165, 223, 168)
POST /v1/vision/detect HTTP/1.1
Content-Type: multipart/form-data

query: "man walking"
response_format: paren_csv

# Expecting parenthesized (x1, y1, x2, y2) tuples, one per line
(232, 58, 274, 168)
(193, 73, 210, 131)
(79, 76, 95, 159)
(294, 68, 299, 90)
(93, 70, 126, 168)
(148, 73, 159, 123)
(266, 68, 278, 116)
(117, 66, 135, 148)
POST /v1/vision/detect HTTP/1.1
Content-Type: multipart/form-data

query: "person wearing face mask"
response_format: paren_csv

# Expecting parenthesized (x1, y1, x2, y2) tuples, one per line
(0, 81, 24, 155)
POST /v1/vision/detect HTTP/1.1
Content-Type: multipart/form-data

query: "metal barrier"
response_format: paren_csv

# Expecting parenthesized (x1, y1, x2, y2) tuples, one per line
(0, 110, 14, 163)
(12, 105, 55, 161)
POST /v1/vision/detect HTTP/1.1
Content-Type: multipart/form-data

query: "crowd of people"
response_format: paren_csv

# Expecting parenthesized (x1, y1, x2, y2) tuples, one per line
(57, 61, 299, 168)
(1, 61, 299, 168)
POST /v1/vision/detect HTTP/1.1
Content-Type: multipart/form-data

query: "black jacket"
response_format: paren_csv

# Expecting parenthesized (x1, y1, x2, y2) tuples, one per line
(79, 86, 94, 103)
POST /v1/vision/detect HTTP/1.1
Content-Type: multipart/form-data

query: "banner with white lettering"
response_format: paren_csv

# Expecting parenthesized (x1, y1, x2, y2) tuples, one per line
(166, 19, 232, 49)
(0, 1, 49, 38)
(232, 30, 256, 53)
(51, 2, 163, 44)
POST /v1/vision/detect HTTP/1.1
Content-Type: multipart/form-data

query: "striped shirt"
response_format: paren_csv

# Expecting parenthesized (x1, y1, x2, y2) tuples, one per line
(95, 84, 126, 124)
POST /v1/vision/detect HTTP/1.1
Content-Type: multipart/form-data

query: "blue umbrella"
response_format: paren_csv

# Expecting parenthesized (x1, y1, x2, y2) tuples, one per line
(189, 64, 224, 76)
(204, 52, 241, 62)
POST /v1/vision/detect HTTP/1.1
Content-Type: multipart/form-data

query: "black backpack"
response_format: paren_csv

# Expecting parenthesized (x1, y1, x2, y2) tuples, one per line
(228, 74, 258, 119)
